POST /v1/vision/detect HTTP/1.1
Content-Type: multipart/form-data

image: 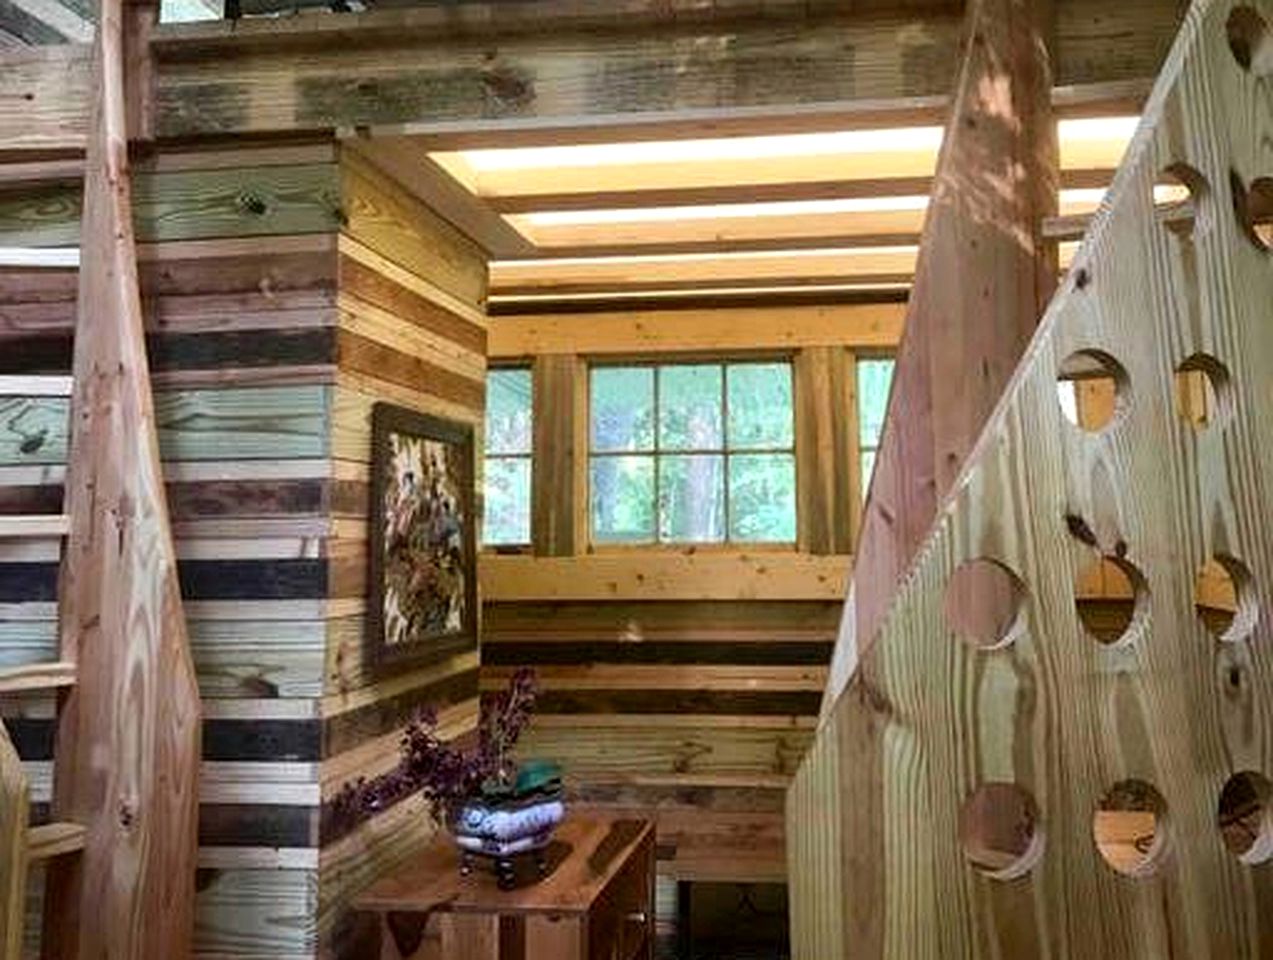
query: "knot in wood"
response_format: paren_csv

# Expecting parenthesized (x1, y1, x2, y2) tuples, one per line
(235, 191, 269, 216)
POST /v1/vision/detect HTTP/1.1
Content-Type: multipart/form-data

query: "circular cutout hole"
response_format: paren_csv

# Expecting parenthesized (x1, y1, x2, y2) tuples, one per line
(1155, 164, 1209, 236)
(1227, 6, 1273, 76)
(1173, 354, 1231, 429)
(959, 782, 1044, 880)
(1075, 554, 1147, 646)
(1094, 779, 1169, 877)
(1195, 554, 1258, 642)
(1218, 771, 1273, 864)
(1230, 170, 1273, 252)
(1057, 350, 1127, 432)
(944, 559, 1027, 650)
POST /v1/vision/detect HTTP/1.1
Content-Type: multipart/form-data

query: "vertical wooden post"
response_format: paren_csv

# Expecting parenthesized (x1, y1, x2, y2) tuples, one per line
(43, 1, 202, 957)
(824, 0, 1059, 707)
(532, 354, 583, 557)
(0, 724, 29, 960)
(794, 347, 855, 556)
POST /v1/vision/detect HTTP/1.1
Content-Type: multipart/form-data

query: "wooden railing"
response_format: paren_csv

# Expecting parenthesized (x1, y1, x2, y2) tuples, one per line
(788, 0, 1273, 956)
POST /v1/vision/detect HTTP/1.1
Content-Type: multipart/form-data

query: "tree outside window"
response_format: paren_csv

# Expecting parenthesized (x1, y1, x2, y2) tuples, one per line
(857, 357, 895, 500)
(482, 368, 532, 546)
(589, 361, 796, 544)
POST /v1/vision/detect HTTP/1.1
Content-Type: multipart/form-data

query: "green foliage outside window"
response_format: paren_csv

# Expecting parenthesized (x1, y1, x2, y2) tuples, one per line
(483, 368, 532, 545)
(589, 361, 796, 544)
(857, 358, 896, 500)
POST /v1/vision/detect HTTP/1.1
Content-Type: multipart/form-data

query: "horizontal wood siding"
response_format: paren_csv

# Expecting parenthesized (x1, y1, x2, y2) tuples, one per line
(314, 144, 487, 960)
(0, 139, 487, 959)
(483, 319, 870, 883)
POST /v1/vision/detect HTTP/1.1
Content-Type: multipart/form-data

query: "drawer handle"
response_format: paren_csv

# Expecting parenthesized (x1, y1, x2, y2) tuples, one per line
(625, 911, 649, 924)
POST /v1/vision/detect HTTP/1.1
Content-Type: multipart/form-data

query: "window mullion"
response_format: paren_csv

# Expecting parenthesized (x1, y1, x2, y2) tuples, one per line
(722, 362, 731, 544)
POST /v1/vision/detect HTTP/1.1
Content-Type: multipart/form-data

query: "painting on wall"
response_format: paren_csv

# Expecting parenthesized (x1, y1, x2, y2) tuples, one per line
(368, 403, 478, 667)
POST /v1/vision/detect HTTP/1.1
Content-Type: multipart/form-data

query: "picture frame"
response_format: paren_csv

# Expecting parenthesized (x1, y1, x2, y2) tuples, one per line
(367, 402, 478, 669)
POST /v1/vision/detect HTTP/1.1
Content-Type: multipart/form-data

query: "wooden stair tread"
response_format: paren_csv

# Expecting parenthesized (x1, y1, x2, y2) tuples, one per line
(27, 822, 86, 861)
(0, 515, 70, 538)
(0, 661, 76, 696)
(0, 375, 74, 397)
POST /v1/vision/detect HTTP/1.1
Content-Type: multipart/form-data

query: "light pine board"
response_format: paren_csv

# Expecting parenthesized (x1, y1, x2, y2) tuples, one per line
(789, 0, 1273, 956)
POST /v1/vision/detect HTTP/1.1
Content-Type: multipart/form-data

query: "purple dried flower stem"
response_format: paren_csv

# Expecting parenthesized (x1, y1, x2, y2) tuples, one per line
(329, 668, 538, 835)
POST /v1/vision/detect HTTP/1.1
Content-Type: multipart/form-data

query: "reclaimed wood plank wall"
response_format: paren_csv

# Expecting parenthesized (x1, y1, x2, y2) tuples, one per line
(0, 138, 487, 958)
(482, 313, 896, 883)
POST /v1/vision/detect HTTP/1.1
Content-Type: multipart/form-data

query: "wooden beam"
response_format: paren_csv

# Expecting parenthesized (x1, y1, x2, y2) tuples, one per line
(488, 303, 905, 358)
(486, 303, 906, 356)
(42, 1, 202, 957)
(489, 248, 919, 295)
(479, 553, 851, 602)
(794, 348, 855, 555)
(824, 0, 1061, 708)
(530, 354, 581, 556)
(0, 3, 1177, 154)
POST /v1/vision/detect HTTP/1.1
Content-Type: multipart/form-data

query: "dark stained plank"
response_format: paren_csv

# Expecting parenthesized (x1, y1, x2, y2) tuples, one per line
(534, 690, 822, 716)
(0, 328, 336, 376)
(199, 804, 318, 849)
(482, 641, 834, 666)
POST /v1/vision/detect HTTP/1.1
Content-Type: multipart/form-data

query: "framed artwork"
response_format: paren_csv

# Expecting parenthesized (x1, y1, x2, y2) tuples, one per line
(368, 403, 478, 668)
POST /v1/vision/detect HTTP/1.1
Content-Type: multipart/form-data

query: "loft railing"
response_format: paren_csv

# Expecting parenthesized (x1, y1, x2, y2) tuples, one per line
(789, 0, 1273, 956)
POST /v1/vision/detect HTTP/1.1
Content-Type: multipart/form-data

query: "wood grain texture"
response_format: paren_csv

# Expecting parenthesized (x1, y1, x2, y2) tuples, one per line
(791, 0, 1273, 955)
(43, 2, 202, 958)
(0, 719, 28, 960)
(795, 347, 855, 555)
(530, 354, 577, 557)
(480, 553, 850, 602)
(488, 303, 904, 358)
(825, 0, 1061, 705)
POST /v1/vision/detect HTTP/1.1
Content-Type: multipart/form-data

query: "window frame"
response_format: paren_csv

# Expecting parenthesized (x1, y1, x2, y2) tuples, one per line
(586, 354, 798, 549)
(481, 363, 534, 551)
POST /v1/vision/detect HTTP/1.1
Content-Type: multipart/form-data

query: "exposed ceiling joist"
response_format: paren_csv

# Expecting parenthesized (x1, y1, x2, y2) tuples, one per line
(1, 0, 1180, 154)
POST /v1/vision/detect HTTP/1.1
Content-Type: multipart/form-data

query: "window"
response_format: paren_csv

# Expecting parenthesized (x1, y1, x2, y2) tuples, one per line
(857, 357, 895, 499)
(589, 361, 796, 544)
(483, 368, 532, 546)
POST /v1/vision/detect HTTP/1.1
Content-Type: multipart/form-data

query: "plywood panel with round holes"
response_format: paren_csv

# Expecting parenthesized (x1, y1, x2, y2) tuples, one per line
(788, 1, 1273, 957)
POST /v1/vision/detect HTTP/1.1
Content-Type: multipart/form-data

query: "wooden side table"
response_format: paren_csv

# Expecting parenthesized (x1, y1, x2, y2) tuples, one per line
(355, 815, 655, 960)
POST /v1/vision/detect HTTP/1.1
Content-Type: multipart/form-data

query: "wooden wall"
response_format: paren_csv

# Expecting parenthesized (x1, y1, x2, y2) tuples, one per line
(787, 0, 1273, 953)
(483, 304, 902, 883)
(0, 138, 487, 958)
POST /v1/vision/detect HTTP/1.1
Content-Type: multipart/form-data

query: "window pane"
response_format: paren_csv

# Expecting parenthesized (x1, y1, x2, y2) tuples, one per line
(658, 365, 723, 451)
(591, 367, 655, 452)
(860, 449, 878, 501)
(486, 368, 532, 455)
(590, 456, 655, 542)
(483, 458, 531, 545)
(857, 358, 895, 447)
(729, 453, 796, 541)
(659, 455, 725, 542)
(727, 363, 793, 449)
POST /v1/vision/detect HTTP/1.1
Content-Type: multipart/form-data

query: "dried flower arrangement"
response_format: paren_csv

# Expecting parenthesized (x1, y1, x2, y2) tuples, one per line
(330, 667, 541, 833)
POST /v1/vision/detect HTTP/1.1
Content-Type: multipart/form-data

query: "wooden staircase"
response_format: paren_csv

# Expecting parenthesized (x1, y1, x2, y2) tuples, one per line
(0, 375, 85, 958)
(0, 5, 202, 959)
